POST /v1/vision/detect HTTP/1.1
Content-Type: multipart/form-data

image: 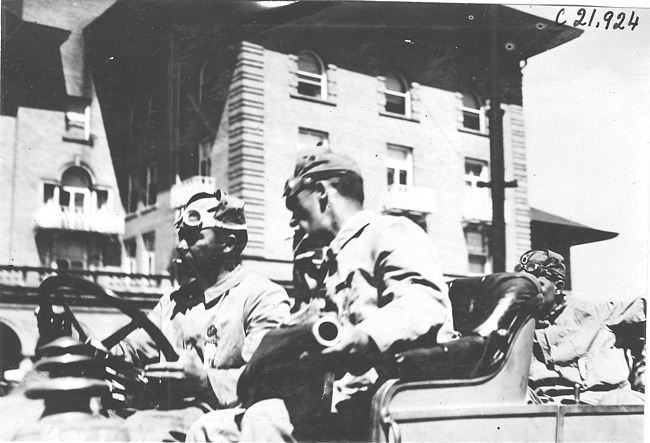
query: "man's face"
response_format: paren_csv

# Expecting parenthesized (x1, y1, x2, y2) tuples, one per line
(537, 275, 559, 317)
(176, 227, 226, 272)
(288, 188, 330, 237)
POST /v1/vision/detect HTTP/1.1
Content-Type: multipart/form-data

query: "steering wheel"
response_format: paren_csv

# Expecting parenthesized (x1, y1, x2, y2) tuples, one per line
(37, 274, 178, 362)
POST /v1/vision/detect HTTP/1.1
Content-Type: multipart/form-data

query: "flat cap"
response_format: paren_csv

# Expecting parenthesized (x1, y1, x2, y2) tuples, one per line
(284, 143, 361, 198)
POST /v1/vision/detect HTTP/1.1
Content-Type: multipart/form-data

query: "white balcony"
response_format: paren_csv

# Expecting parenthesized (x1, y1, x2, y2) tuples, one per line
(462, 189, 493, 222)
(383, 185, 436, 214)
(170, 176, 219, 209)
(34, 203, 125, 235)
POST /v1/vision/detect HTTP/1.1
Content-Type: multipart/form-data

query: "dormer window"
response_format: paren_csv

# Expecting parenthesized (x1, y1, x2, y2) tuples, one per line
(63, 97, 91, 144)
(297, 51, 327, 99)
(460, 92, 488, 134)
(383, 72, 411, 117)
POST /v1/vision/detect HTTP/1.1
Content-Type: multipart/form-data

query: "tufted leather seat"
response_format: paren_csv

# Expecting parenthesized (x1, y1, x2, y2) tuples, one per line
(396, 272, 544, 381)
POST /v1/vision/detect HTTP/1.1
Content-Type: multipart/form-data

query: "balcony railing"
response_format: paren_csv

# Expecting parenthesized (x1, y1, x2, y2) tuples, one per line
(383, 184, 436, 214)
(0, 265, 174, 296)
(170, 176, 219, 209)
(34, 203, 125, 235)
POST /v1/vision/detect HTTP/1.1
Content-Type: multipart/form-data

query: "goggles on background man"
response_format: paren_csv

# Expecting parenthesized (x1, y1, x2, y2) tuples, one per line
(517, 261, 565, 291)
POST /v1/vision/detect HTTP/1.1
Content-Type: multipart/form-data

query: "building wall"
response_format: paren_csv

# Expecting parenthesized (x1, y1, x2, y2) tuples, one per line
(2, 105, 121, 268)
(259, 44, 530, 276)
(0, 116, 18, 265)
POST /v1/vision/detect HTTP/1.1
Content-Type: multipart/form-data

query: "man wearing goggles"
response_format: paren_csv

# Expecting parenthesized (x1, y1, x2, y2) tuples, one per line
(516, 250, 645, 405)
(113, 190, 290, 441)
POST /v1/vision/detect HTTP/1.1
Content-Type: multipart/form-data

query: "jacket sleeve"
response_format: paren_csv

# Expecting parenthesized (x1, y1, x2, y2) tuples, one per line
(111, 297, 165, 366)
(205, 279, 291, 407)
(606, 296, 646, 392)
(355, 217, 457, 352)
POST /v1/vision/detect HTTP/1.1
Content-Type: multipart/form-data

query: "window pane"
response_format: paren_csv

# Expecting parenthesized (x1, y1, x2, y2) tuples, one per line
(43, 184, 56, 203)
(399, 170, 408, 185)
(298, 53, 321, 74)
(462, 93, 480, 110)
(297, 81, 321, 97)
(385, 73, 406, 93)
(465, 161, 484, 177)
(469, 255, 486, 274)
(96, 190, 108, 209)
(466, 231, 484, 252)
(74, 193, 85, 212)
(385, 94, 406, 114)
(387, 168, 395, 186)
(59, 189, 70, 208)
(299, 128, 328, 150)
(61, 167, 91, 188)
(463, 111, 481, 131)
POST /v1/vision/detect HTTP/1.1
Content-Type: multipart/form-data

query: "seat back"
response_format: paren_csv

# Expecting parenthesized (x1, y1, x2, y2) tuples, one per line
(371, 273, 546, 442)
(449, 272, 544, 337)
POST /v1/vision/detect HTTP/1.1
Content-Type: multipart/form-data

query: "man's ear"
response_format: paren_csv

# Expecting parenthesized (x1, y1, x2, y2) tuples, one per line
(316, 182, 329, 212)
(222, 234, 237, 254)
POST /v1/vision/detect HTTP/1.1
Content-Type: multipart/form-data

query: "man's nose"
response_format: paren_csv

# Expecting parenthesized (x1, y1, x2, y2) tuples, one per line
(176, 239, 189, 255)
(289, 214, 299, 229)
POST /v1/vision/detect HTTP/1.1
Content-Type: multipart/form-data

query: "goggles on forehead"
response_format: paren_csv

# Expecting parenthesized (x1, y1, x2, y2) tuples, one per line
(175, 207, 219, 230)
(517, 261, 565, 290)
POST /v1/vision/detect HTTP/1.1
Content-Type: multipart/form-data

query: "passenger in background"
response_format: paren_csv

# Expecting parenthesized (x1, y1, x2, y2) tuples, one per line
(516, 249, 645, 404)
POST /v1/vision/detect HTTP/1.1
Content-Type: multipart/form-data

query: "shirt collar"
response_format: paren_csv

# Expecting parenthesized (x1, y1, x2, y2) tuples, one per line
(329, 210, 377, 255)
(203, 264, 246, 304)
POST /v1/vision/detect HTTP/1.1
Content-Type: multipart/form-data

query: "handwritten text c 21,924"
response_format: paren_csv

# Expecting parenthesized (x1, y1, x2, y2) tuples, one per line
(555, 8, 640, 31)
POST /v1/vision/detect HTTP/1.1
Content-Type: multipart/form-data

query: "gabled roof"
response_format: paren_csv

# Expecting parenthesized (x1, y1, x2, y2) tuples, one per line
(530, 207, 618, 246)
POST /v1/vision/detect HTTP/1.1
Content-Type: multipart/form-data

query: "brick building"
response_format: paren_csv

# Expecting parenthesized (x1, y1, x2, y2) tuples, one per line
(0, 0, 168, 375)
(85, 1, 583, 285)
(3, 1, 602, 375)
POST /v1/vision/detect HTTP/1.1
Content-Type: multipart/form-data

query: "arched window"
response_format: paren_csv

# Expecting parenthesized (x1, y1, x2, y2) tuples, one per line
(297, 51, 327, 99)
(199, 61, 219, 105)
(461, 92, 487, 133)
(384, 72, 410, 116)
(60, 166, 92, 214)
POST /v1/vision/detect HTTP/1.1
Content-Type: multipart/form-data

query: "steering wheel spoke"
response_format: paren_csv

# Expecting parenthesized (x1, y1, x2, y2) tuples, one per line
(37, 275, 178, 362)
(102, 320, 139, 350)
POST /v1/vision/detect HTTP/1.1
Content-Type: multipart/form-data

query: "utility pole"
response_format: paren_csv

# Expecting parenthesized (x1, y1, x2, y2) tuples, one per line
(484, 5, 517, 272)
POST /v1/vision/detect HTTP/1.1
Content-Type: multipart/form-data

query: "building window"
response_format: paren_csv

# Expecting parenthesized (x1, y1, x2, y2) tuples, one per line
(383, 72, 411, 117)
(96, 189, 109, 210)
(464, 224, 492, 275)
(124, 238, 137, 274)
(298, 128, 328, 151)
(463, 158, 492, 221)
(465, 158, 488, 189)
(199, 138, 212, 177)
(386, 144, 413, 187)
(43, 183, 56, 204)
(296, 51, 327, 99)
(59, 166, 92, 214)
(142, 232, 156, 275)
(64, 97, 91, 143)
(461, 92, 488, 133)
(145, 163, 157, 207)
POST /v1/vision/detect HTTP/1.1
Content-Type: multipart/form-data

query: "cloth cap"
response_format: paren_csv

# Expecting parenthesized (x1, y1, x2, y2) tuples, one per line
(515, 249, 566, 282)
(175, 189, 247, 231)
(284, 143, 362, 198)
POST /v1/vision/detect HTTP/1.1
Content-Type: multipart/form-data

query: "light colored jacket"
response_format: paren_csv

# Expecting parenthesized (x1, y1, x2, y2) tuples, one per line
(531, 296, 646, 391)
(115, 265, 291, 408)
(325, 210, 457, 352)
